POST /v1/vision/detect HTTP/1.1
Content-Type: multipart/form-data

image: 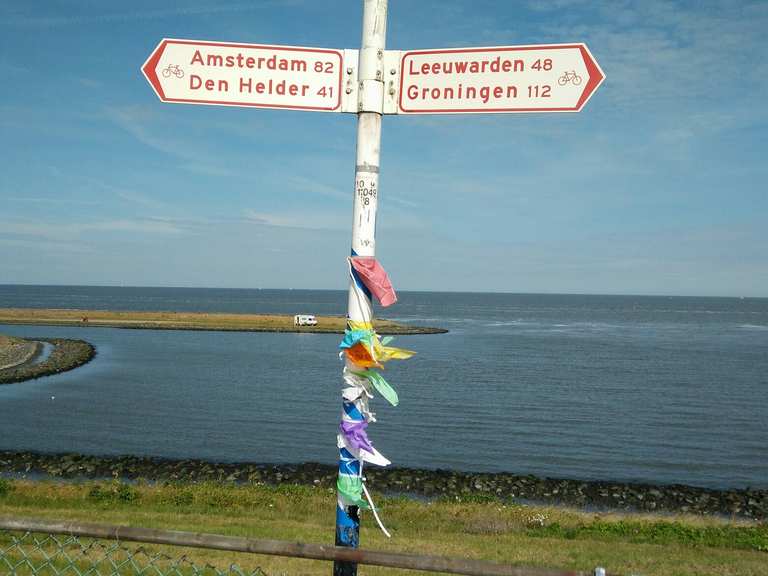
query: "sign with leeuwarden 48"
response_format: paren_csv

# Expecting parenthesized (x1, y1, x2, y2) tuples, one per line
(398, 43, 604, 114)
(142, 38, 344, 112)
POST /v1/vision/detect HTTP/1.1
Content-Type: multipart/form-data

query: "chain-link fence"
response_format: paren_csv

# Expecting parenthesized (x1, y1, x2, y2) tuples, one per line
(0, 531, 268, 576)
(0, 517, 606, 576)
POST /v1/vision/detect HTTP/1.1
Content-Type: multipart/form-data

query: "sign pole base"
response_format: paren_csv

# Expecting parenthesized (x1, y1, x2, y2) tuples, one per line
(334, 504, 360, 576)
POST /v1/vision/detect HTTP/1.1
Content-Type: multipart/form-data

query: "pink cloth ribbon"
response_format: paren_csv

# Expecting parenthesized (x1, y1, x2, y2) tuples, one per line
(349, 257, 397, 307)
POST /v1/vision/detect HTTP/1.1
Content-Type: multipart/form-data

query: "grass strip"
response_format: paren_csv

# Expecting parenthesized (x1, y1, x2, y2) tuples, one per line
(0, 479, 765, 576)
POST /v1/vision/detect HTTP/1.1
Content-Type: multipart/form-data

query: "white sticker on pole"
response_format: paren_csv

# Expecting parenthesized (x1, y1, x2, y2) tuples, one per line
(142, 38, 345, 112)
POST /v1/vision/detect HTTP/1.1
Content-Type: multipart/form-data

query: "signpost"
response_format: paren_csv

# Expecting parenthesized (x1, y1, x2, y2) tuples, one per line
(142, 39, 346, 112)
(141, 3, 604, 576)
(397, 44, 604, 114)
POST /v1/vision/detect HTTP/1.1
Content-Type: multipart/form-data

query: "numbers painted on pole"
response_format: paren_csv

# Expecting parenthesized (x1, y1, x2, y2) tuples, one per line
(353, 174, 378, 253)
(357, 178, 377, 207)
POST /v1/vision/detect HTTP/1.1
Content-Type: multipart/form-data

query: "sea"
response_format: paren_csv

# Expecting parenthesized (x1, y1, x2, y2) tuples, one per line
(1, 285, 766, 490)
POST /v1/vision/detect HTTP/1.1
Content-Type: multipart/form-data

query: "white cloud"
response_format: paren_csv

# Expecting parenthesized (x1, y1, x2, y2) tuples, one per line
(284, 175, 348, 201)
(104, 106, 237, 177)
(0, 237, 96, 255)
(77, 77, 103, 89)
(0, 217, 189, 241)
(3, 4, 264, 29)
(243, 209, 347, 231)
(5, 196, 102, 207)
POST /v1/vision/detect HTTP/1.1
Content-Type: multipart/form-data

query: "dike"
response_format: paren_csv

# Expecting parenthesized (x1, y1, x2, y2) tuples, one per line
(0, 339, 96, 384)
(0, 451, 765, 520)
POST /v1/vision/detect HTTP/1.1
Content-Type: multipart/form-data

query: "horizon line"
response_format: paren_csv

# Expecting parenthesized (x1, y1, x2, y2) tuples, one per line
(0, 283, 764, 300)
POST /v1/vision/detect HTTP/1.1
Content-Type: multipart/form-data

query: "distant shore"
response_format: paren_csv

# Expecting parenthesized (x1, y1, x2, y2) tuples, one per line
(1, 451, 765, 520)
(0, 308, 447, 335)
(0, 338, 95, 384)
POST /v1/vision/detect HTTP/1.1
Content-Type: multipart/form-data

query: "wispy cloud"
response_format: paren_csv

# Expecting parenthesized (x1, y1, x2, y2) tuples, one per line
(178, 162, 237, 178)
(243, 209, 346, 231)
(77, 77, 103, 89)
(0, 237, 97, 255)
(545, 2, 767, 121)
(527, 0, 589, 11)
(284, 175, 347, 201)
(106, 106, 185, 157)
(2, 4, 264, 29)
(0, 56, 27, 75)
(0, 217, 189, 241)
(87, 219, 187, 235)
(385, 194, 419, 209)
(5, 196, 102, 207)
(104, 105, 235, 177)
(115, 190, 168, 211)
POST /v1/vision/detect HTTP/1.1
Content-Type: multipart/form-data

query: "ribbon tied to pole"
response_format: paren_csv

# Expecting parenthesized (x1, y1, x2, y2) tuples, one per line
(337, 257, 415, 537)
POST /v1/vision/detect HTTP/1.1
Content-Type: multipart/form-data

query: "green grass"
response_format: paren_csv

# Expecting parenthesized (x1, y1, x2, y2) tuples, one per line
(0, 333, 37, 369)
(0, 334, 22, 346)
(1, 479, 766, 575)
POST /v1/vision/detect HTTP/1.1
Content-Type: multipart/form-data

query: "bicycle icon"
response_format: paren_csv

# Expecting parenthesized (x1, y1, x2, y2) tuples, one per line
(558, 70, 582, 86)
(161, 64, 184, 79)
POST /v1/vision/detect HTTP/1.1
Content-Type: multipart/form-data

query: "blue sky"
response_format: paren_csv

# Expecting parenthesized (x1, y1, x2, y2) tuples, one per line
(1, 1, 766, 296)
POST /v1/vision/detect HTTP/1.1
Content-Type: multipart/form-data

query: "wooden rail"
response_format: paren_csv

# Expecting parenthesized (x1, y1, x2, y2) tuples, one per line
(0, 516, 608, 576)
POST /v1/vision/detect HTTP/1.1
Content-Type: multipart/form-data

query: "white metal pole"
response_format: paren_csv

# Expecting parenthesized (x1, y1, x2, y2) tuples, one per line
(335, 1, 387, 575)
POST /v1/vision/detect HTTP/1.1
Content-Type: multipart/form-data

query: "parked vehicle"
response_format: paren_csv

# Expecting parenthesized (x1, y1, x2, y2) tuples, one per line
(294, 314, 317, 326)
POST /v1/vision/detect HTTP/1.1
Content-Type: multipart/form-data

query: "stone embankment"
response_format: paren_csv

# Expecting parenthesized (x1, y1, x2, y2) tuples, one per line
(0, 339, 95, 384)
(0, 335, 40, 371)
(1, 451, 765, 520)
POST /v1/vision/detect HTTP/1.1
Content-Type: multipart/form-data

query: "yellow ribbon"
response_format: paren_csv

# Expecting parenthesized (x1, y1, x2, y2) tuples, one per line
(346, 320, 415, 364)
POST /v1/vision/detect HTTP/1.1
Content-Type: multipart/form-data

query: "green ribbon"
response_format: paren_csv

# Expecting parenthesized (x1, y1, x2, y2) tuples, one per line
(337, 475, 369, 509)
(354, 370, 399, 407)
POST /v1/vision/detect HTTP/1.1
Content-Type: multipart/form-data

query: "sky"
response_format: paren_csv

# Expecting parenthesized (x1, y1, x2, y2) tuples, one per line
(1, 1, 766, 297)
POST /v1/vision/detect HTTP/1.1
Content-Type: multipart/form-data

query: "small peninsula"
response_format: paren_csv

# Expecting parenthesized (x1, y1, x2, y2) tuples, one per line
(0, 308, 447, 335)
(0, 334, 96, 385)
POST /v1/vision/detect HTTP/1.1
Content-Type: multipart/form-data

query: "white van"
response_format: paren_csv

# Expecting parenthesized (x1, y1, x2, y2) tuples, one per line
(294, 314, 317, 326)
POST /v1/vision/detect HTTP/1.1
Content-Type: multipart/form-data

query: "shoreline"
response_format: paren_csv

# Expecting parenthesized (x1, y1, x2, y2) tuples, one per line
(1, 451, 765, 520)
(0, 308, 447, 335)
(0, 338, 96, 384)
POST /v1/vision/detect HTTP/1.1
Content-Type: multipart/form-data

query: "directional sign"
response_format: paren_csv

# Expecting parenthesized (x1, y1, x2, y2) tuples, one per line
(142, 39, 345, 112)
(397, 43, 604, 114)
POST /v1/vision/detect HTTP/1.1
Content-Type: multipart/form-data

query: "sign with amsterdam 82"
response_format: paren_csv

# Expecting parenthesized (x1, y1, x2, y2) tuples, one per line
(142, 38, 345, 111)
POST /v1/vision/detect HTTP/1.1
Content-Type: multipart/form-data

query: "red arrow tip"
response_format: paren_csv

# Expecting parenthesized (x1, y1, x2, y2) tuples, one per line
(575, 45, 605, 111)
(142, 40, 168, 100)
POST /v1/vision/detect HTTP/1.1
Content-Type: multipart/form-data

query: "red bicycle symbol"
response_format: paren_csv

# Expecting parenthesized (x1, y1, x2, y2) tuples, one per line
(161, 64, 184, 79)
(558, 70, 582, 86)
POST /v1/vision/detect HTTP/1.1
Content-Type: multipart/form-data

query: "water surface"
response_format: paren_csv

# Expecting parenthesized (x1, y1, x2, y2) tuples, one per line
(1, 286, 766, 489)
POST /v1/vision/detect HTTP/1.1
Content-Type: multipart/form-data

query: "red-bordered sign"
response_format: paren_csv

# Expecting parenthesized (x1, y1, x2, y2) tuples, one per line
(142, 39, 344, 112)
(398, 43, 604, 114)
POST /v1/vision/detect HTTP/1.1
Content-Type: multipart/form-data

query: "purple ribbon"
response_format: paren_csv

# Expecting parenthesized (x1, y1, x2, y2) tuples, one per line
(340, 420, 375, 453)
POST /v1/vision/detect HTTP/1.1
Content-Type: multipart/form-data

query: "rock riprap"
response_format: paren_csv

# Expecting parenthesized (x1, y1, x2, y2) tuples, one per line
(0, 451, 765, 520)
(0, 339, 95, 384)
